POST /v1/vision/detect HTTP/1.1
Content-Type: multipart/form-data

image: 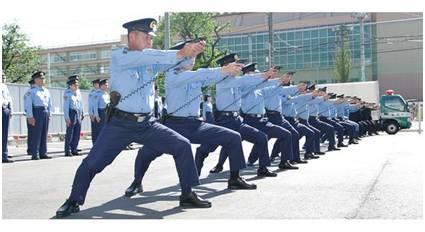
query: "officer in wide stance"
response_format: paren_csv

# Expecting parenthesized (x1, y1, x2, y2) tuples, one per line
(56, 18, 209, 218)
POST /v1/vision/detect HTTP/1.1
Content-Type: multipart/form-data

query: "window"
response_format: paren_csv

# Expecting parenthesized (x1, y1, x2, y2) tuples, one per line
(100, 49, 112, 59)
(69, 51, 97, 62)
(384, 97, 406, 111)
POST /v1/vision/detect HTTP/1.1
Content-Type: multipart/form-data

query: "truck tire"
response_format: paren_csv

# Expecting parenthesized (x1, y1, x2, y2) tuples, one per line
(385, 121, 399, 135)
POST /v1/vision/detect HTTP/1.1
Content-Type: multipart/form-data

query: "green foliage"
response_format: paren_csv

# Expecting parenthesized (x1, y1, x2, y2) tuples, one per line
(2, 23, 42, 84)
(78, 75, 92, 90)
(334, 25, 352, 83)
(153, 13, 231, 96)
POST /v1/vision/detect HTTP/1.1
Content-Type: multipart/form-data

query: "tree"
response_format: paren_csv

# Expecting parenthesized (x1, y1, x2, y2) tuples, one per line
(78, 75, 92, 90)
(2, 23, 42, 84)
(153, 13, 231, 96)
(334, 25, 352, 83)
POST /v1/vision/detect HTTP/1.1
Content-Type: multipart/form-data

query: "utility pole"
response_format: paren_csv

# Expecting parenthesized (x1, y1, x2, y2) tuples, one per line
(267, 12, 273, 68)
(352, 12, 368, 82)
(164, 12, 170, 49)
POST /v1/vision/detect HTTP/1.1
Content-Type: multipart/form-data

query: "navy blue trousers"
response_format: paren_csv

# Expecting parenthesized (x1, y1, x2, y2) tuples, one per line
(133, 117, 246, 183)
(196, 114, 270, 172)
(2, 108, 10, 161)
(243, 116, 293, 162)
(69, 115, 199, 205)
(308, 116, 336, 148)
(297, 118, 321, 153)
(285, 117, 316, 154)
(205, 111, 215, 124)
(28, 107, 49, 158)
(267, 112, 301, 161)
(319, 116, 345, 144)
(27, 120, 32, 155)
(64, 110, 81, 155)
(97, 109, 106, 135)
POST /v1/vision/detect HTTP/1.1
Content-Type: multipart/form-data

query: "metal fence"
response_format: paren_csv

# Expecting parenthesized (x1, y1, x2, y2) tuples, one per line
(7, 83, 91, 137)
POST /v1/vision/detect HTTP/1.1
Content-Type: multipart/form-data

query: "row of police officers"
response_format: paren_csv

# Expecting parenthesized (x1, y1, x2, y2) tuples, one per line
(53, 18, 379, 218)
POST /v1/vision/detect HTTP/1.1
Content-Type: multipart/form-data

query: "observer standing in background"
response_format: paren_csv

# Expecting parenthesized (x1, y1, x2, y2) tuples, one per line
(202, 94, 214, 123)
(25, 79, 36, 156)
(24, 71, 52, 160)
(88, 79, 100, 144)
(1, 71, 13, 163)
(93, 79, 110, 135)
(63, 75, 84, 157)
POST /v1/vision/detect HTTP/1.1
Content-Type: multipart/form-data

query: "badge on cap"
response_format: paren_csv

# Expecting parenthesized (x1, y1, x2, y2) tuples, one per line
(150, 21, 157, 31)
(234, 54, 239, 61)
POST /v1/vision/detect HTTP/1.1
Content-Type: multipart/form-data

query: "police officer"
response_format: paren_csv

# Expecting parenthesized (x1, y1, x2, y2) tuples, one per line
(24, 71, 52, 160)
(317, 91, 347, 148)
(126, 45, 259, 198)
(335, 95, 361, 142)
(56, 18, 210, 218)
(265, 71, 308, 164)
(25, 79, 36, 156)
(63, 75, 84, 156)
(238, 64, 298, 170)
(292, 82, 324, 158)
(88, 79, 100, 144)
(306, 87, 340, 152)
(282, 82, 318, 160)
(93, 79, 110, 136)
(195, 55, 278, 177)
(202, 94, 214, 123)
(153, 85, 163, 120)
(1, 71, 13, 163)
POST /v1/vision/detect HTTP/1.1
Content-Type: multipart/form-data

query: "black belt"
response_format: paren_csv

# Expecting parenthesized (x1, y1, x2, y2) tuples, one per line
(217, 111, 239, 117)
(113, 109, 151, 122)
(243, 113, 265, 118)
(265, 110, 280, 115)
(33, 106, 48, 109)
(166, 115, 199, 121)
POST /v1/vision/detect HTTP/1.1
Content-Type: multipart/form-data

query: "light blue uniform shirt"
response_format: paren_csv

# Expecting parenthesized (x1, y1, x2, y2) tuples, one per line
(240, 79, 282, 114)
(307, 96, 324, 117)
(63, 88, 84, 122)
(264, 85, 298, 113)
(318, 100, 333, 118)
(281, 86, 299, 117)
(94, 90, 110, 117)
(165, 68, 224, 117)
(336, 102, 347, 118)
(291, 93, 314, 120)
(24, 85, 52, 118)
(110, 47, 187, 114)
(88, 89, 99, 116)
(215, 74, 264, 112)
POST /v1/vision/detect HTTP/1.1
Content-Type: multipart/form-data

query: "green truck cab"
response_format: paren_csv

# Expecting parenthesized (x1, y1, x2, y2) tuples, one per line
(379, 89, 412, 135)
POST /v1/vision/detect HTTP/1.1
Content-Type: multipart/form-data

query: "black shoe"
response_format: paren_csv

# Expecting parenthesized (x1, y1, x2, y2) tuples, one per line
(305, 153, 319, 159)
(125, 144, 135, 150)
(292, 160, 308, 164)
(315, 151, 326, 155)
(31, 156, 39, 160)
(337, 143, 348, 147)
(328, 147, 341, 151)
(71, 151, 81, 156)
(257, 167, 277, 177)
(77, 149, 82, 152)
(246, 161, 255, 167)
(228, 177, 257, 190)
(209, 165, 223, 174)
(124, 182, 143, 197)
(2, 159, 14, 163)
(278, 161, 299, 170)
(374, 132, 379, 135)
(56, 199, 80, 218)
(65, 153, 73, 157)
(349, 140, 359, 145)
(179, 192, 211, 208)
(40, 155, 52, 159)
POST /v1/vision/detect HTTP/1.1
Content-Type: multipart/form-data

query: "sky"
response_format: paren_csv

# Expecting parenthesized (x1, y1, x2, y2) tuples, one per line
(0, 0, 422, 48)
